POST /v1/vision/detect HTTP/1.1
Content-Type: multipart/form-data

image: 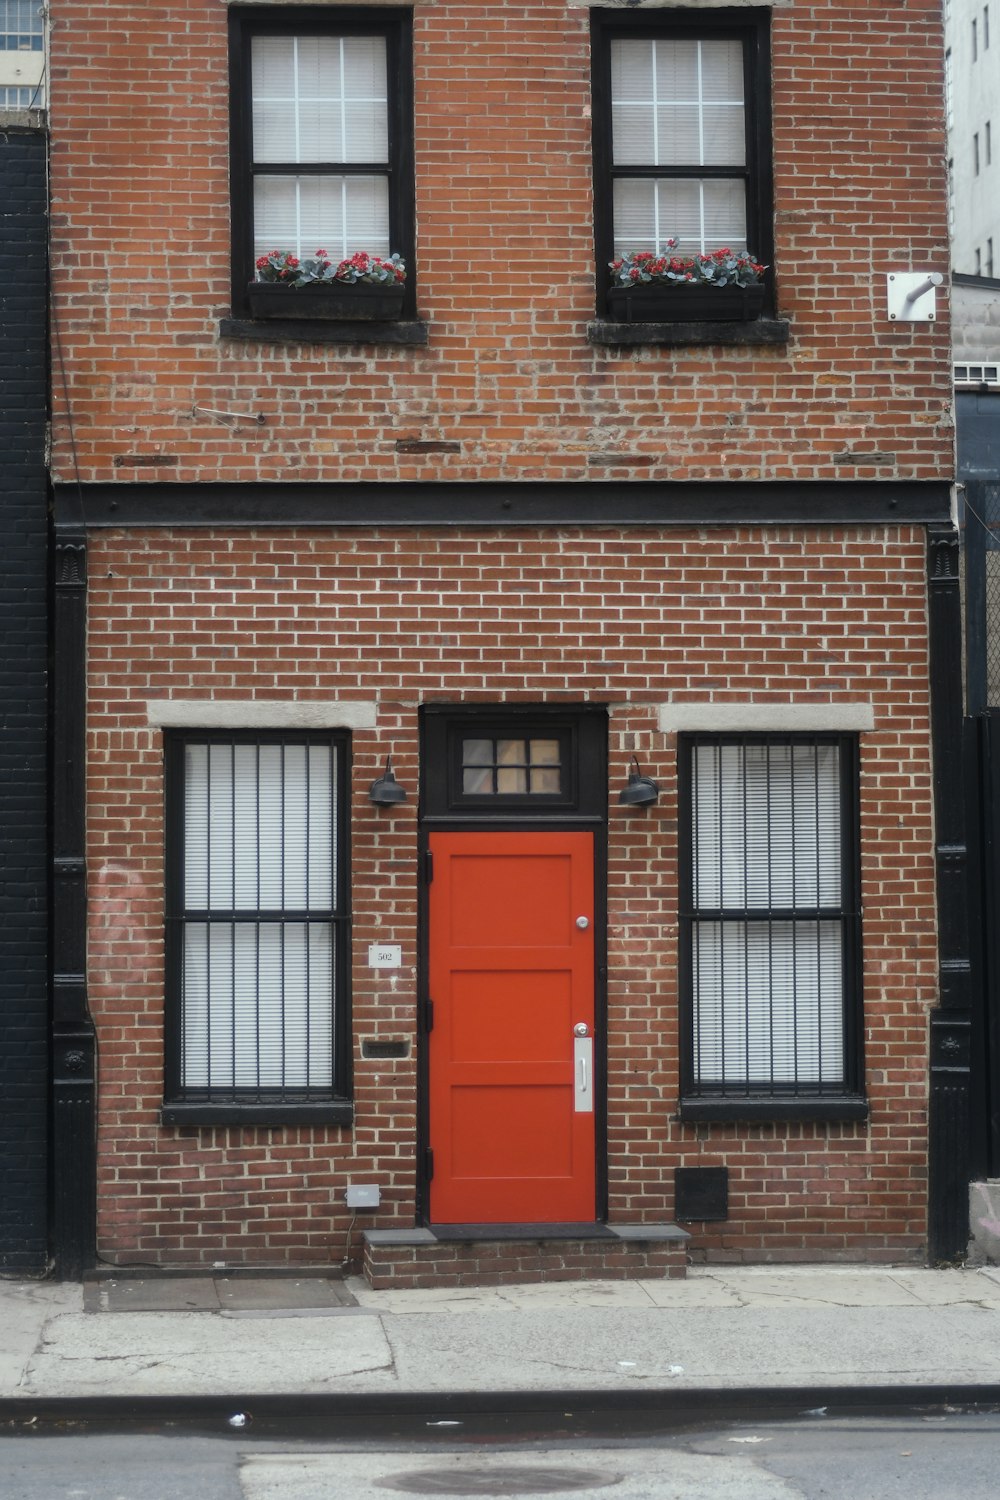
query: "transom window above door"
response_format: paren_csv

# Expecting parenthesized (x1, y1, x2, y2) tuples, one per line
(461, 737, 563, 797)
(421, 708, 608, 819)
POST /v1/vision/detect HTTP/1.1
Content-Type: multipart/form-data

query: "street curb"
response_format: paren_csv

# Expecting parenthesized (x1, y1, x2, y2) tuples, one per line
(1, 1385, 999, 1438)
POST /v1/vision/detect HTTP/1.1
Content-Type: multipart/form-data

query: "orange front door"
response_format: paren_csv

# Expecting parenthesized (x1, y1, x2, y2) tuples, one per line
(427, 831, 596, 1224)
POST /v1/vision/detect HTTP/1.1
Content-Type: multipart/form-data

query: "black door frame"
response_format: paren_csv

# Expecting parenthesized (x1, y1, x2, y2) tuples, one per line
(416, 704, 609, 1227)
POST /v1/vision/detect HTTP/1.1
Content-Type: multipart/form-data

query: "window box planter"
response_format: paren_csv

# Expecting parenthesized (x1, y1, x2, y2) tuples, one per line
(606, 284, 766, 323)
(246, 282, 406, 322)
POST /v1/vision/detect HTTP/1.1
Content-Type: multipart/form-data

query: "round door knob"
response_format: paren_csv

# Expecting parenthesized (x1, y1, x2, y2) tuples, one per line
(574, 1022, 590, 1037)
(576, 916, 590, 930)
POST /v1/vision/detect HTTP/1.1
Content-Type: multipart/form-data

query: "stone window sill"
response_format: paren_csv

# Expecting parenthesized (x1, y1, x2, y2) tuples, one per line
(588, 318, 791, 349)
(219, 317, 429, 347)
(161, 1100, 354, 1128)
(678, 1094, 868, 1124)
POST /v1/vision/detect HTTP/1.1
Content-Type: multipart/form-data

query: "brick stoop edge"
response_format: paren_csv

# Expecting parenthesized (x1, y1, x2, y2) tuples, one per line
(362, 1225, 690, 1289)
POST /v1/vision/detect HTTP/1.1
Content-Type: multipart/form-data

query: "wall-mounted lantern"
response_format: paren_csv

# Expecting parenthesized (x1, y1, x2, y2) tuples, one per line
(618, 756, 659, 807)
(369, 755, 408, 806)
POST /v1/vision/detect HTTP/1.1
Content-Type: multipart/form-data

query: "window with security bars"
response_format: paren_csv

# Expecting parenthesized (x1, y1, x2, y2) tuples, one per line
(228, 7, 414, 317)
(591, 8, 773, 310)
(164, 732, 350, 1117)
(679, 735, 862, 1108)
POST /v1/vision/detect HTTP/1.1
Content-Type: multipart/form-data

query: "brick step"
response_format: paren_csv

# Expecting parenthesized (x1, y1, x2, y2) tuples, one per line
(362, 1223, 689, 1290)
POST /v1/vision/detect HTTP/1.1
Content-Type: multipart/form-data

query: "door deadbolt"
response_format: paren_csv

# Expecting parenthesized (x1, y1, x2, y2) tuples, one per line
(575, 916, 590, 930)
(574, 1022, 590, 1037)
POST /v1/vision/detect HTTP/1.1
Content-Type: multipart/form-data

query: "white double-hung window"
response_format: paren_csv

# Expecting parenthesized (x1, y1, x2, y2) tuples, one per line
(591, 8, 773, 314)
(228, 7, 415, 320)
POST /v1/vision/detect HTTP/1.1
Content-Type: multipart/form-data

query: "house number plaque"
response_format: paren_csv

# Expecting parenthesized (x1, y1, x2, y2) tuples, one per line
(368, 944, 402, 969)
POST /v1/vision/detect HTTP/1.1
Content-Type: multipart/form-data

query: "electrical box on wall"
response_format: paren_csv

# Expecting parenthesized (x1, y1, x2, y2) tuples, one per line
(674, 1167, 729, 1222)
(345, 1184, 380, 1210)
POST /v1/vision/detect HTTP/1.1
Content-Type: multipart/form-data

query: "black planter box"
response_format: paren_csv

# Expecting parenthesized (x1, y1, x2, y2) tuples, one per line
(247, 282, 406, 322)
(606, 284, 765, 323)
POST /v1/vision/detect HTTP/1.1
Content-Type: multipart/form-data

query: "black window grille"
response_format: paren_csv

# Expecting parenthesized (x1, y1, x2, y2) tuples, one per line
(228, 6, 415, 318)
(590, 6, 774, 315)
(679, 734, 862, 1111)
(164, 731, 351, 1120)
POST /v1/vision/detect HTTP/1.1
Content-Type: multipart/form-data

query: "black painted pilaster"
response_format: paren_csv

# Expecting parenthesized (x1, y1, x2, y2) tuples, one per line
(927, 523, 974, 1262)
(51, 520, 96, 1277)
(0, 125, 50, 1271)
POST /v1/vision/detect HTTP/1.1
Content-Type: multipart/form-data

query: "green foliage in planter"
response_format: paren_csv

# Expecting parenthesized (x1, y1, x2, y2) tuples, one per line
(254, 249, 406, 288)
(610, 243, 766, 291)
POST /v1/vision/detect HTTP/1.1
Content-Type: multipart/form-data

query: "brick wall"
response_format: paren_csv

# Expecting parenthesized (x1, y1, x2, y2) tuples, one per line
(0, 126, 49, 1272)
(86, 525, 936, 1265)
(47, 1, 952, 487)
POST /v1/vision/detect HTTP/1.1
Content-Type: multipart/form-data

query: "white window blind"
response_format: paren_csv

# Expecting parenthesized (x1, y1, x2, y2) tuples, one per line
(689, 741, 848, 1091)
(180, 740, 337, 1093)
(610, 37, 747, 256)
(251, 34, 391, 262)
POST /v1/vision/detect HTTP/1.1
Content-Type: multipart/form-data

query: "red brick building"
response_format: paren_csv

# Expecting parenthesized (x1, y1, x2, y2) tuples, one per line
(47, 2, 960, 1282)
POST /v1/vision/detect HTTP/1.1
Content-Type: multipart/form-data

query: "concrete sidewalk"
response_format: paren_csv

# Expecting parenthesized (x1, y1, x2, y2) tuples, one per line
(4, 1264, 1000, 1403)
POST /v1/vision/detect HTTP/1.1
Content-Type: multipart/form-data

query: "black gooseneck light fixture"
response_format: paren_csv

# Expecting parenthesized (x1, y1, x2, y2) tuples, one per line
(369, 755, 408, 806)
(618, 756, 659, 807)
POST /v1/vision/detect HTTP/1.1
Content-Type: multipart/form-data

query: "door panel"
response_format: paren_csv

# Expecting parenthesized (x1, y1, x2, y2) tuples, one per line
(428, 831, 596, 1224)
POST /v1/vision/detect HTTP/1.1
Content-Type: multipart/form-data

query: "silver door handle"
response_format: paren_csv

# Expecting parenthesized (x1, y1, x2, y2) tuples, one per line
(574, 1033, 594, 1113)
(576, 916, 590, 930)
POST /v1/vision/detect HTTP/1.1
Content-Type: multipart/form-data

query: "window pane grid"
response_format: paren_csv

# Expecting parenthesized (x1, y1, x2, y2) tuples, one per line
(0, 0, 42, 50)
(610, 36, 747, 256)
(685, 737, 854, 1098)
(176, 737, 340, 1101)
(250, 31, 391, 262)
(461, 736, 563, 796)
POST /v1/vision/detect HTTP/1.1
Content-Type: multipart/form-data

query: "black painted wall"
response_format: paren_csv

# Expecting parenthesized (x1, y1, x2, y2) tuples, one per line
(0, 125, 50, 1272)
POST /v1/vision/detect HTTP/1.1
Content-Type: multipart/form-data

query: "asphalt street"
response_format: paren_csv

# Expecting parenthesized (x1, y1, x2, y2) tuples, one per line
(4, 1413, 1000, 1500)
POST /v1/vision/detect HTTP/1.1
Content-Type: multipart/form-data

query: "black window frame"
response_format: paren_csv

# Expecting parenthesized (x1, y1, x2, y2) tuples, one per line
(677, 732, 866, 1123)
(421, 706, 608, 822)
(227, 5, 416, 322)
(162, 729, 352, 1127)
(590, 6, 775, 320)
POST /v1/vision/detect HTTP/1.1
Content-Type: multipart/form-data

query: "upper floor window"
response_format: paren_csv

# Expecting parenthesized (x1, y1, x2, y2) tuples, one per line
(228, 6, 415, 320)
(590, 7, 773, 319)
